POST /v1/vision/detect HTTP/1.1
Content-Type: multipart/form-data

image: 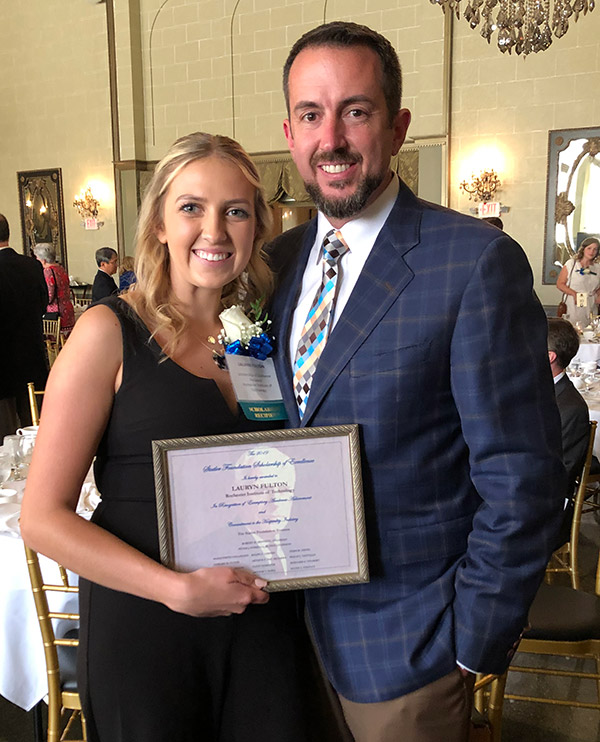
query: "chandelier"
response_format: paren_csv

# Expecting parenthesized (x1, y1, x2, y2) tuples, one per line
(460, 170, 501, 202)
(430, 0, 595, 56)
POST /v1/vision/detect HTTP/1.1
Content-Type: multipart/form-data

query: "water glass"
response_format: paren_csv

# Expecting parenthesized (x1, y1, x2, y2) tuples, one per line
(0, 452, 12, 492)
(3, 435, 26, 480)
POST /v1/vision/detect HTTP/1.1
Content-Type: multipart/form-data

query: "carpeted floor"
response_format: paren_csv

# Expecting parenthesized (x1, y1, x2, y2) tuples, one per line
(0, 697, 42, 742)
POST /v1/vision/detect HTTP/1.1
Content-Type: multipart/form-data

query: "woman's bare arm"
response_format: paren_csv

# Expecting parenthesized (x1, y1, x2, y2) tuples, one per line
(556, 264, 577, 298)
(20, 304, 268, 617)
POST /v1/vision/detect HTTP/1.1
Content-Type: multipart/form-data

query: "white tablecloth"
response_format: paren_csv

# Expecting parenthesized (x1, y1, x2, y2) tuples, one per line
(0, 475, 97, 710)
(573, 340, 600, 365)
(582, 393, 600, 460)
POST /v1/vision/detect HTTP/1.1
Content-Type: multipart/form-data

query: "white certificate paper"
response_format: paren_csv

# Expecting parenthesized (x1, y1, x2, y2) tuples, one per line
(152, 425, 368, 591)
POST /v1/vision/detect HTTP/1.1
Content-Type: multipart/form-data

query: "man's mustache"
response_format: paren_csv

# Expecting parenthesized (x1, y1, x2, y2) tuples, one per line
(310, 149, 362, 167)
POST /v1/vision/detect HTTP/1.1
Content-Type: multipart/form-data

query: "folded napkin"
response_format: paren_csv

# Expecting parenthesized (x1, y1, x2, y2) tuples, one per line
(77, 482, 101, 515)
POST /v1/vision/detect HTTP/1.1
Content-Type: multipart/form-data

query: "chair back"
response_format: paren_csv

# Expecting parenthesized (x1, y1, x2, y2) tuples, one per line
(43, 318, 62, 366)
(27, 382, 44, 426)
(24, 544, 86, 741)
(77, 298, 92, 307)
(546, 419, 597, 589)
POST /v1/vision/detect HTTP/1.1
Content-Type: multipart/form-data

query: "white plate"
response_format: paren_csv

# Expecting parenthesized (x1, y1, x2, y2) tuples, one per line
(4, 512, 20, 535)
(0, 488, 17, 500)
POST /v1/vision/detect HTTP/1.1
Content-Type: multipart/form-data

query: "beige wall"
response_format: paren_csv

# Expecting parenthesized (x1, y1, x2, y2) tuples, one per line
(0, 1, 116, 284)
(1, 0, 598, 297)
(138, 0, 445, 159)
(451, 16, 600, 305)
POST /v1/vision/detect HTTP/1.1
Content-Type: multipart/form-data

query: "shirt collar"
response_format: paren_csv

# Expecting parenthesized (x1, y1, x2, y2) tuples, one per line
(553, 370, 566, 384)
(314, 174, 399, 261)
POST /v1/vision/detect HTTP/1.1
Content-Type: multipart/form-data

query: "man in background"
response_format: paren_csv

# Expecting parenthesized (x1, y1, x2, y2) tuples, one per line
(548, 317, 591, 545)
(91, 246, 119, 302)
(0, 213, 48, 435)
(269, 21, 565, 741)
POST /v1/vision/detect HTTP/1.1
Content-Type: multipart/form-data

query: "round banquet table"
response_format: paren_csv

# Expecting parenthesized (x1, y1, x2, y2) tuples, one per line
(0, 475, 97, 711)
(582, 391, 600, 461)
(572, 340, 600, 366)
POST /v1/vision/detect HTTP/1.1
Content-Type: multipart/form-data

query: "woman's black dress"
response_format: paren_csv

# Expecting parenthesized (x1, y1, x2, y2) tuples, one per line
(77, 297, 320, 742)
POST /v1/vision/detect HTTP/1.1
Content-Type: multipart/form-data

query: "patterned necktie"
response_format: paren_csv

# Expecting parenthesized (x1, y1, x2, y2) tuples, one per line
(293, 229, 349, 419)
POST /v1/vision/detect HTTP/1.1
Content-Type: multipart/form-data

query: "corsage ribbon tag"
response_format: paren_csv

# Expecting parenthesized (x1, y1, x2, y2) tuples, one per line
(226, 355, 288, 421)
(576, 292, 587, 308)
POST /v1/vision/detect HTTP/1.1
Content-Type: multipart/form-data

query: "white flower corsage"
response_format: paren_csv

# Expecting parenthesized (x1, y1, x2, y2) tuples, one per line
(214, 300, 274, 368)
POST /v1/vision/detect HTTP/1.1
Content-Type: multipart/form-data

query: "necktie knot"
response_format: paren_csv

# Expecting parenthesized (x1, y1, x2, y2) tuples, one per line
(322, 229, 349, 266)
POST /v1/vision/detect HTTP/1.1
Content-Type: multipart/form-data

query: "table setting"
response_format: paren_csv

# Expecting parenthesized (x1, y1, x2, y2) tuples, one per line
(0, 428, 99, 711)
(569, 318, 600, 365)
(567, 360, 600, 459)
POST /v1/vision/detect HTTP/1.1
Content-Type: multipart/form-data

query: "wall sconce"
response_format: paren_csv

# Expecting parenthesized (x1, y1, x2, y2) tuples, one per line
(73, 186, 103, 229)
(460, 170, 502, 203)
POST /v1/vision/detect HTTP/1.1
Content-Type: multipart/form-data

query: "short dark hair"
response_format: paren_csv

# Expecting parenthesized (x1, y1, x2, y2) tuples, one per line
(95, 247, 118, 267)
(0, 213, 9, 243)
(548, 318, 580, 370)
(283, 21, 402, 126)
(482, 216, 503, 230)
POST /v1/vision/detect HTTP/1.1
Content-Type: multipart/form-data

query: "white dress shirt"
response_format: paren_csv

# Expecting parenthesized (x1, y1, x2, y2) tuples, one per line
(288, 175, 399, 368)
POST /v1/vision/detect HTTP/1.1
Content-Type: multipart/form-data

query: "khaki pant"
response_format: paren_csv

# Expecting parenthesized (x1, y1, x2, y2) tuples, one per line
(338, 669, 475, 742)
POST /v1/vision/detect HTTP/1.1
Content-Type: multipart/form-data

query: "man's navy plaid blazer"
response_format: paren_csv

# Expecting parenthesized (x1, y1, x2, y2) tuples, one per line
(269, 179, 566, 703)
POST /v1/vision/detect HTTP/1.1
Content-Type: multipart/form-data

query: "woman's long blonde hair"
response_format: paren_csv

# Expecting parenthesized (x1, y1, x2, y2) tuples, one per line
(128, 132, 273, 357)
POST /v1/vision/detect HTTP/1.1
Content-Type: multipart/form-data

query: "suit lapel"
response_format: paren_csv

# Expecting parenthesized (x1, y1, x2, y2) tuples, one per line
(301, 183, 422, 424)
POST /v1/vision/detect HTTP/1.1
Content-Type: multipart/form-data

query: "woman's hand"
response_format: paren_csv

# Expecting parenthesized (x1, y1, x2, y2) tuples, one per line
(166, 566, 269, 617)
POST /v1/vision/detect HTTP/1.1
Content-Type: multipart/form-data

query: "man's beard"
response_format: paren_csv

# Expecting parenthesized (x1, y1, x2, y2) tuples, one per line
(304, 151, 385, 220)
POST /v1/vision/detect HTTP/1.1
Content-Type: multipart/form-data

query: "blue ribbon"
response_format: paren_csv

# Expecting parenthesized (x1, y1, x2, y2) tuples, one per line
(224, 333, 273, 361)
(576, 268, 597, 275)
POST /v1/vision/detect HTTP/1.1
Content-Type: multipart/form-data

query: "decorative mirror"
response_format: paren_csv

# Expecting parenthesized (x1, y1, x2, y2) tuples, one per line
(17, 168, 68, 269)
(543, 127, 600, 284)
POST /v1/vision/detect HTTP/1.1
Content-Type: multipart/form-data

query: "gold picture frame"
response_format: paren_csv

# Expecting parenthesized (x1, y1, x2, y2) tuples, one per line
(152, 424, 369, 592)
(17, 168, 67, 268)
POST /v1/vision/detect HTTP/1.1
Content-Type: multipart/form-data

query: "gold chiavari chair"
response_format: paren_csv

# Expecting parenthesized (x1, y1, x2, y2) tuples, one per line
(77, 298, 92, 307)
(471, 672, 507, 742)
(506, 549, 600, 711)
(28, 382, 44, 426)
(546, 420, 597, 589)
(43, 318, 62, 366)
(24, 545, 87, 741)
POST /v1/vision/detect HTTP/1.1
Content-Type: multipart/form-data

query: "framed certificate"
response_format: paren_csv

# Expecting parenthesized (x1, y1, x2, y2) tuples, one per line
(152, 424, 368, 591)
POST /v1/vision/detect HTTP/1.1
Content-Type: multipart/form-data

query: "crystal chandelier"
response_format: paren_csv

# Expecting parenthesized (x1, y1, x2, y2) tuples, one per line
(430, 0, 595, 56)
(73, 187, 100, 220)
(460, 170, 501, 201)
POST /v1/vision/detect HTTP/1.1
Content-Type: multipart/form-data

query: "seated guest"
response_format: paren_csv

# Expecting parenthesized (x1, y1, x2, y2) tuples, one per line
(33, 243, 75, 338)
(548, 317, 590, 545)
(91, 247, 119, 302)
(482, 216, 504, 230)
(118, 255, 136, 292)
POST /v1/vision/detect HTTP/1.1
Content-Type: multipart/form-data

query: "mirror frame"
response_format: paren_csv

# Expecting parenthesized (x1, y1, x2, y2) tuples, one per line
(17, 167, 68, 269)
(543, 126, 600, 284)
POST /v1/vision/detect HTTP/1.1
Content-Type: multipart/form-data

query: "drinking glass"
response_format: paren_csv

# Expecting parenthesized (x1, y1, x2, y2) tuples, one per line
(18, 435, 35, 477)
(3, 435, 25, 480)
(0, 452, 13, 493)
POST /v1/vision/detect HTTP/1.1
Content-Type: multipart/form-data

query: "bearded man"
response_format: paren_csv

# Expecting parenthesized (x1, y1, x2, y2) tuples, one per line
(267, 21, 566, 742)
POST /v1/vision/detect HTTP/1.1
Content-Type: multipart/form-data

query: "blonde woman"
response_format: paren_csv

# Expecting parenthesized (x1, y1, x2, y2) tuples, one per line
(118, 254, 136, 292)
(556, 236, 600, 325)
(21, 133, 324, 742)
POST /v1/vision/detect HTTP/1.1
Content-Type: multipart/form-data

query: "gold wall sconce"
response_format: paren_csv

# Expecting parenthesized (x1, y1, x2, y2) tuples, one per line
(73, 186, 103, 228)
(459, 170, 502, 203)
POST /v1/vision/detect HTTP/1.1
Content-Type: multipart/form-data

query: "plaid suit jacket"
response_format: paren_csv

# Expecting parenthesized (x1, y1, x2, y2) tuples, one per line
(269, 180, 566, 703)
